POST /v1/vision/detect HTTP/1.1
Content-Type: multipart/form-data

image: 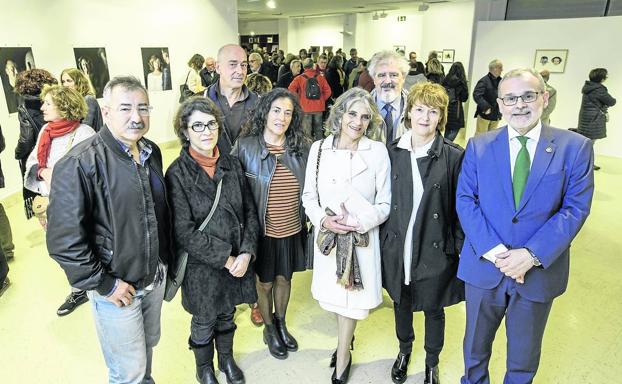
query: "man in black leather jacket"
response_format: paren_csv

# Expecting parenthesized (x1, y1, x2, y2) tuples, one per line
(473, 59, 503, 135)
(46, 76, 172, 383)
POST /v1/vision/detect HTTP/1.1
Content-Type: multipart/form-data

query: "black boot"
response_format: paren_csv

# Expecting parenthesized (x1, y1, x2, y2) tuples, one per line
(424, 364, 440, 384)
(189, 338, 219, 384)
(263, 323, 288, 359)
(215, 329, 245, 384)
(273, 314, 298, 352)
(390, 352, 410, 384)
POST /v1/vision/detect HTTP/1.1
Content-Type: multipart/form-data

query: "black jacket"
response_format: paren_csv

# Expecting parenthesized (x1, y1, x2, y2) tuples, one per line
(46, 126, 173, 295)
(578, 81, 616, 140)
(0, 124, 5, 188)
(442, 75, 469, 131)
(380, 133, 465, 311)
(473, 72, 501, 121)
(231, 135, 309, 235)
(200, 68, 219, 88)
(206, 82, 259, 155)
(166, 147, 259, 315)
(15, 95, 45, 171)
(325, 67, 344, 100)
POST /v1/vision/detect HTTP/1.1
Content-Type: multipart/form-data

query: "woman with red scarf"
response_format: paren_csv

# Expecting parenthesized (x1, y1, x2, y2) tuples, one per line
(24, 84, 95, 316)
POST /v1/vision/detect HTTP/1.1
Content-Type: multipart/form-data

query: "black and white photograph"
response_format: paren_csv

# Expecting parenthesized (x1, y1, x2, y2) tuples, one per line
(0, 47, 35, 114)
(73, 47, 110, 98)
(534, 49, 568, 73)
(442, 49, 455, 63)
(140, 47, 172, 92)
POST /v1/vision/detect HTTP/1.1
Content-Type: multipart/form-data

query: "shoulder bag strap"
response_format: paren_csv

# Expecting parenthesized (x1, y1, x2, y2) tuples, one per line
(184, 71, 191, 85)
(316, 138, 325, 206)
(198, 179, 223, 232)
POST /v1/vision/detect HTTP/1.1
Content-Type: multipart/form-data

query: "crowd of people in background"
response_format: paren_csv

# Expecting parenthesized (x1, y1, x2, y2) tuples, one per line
(0, 40, 615, 384)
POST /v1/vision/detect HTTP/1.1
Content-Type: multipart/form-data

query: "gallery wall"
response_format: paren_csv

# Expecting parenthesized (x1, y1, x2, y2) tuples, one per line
(0, 0, 239, 200)
(467, 16, 622, 158)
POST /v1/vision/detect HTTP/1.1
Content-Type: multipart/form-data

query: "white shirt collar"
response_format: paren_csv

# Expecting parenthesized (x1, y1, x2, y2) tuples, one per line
(507, 121, 542, 142)
(397, 130, 435, 156)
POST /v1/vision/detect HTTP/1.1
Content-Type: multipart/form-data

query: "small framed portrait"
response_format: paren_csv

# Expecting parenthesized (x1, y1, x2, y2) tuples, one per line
(73, 47, 111, 98)
(393, 45, 406, 55)
(534, 49, 568, 73)
(140, 47, 172, 92)
(0, 47, 36, 114)
(441, 49, 455, 63)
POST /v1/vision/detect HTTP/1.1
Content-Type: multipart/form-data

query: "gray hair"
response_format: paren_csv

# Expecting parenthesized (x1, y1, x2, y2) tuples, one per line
(367, 50, 410, 78)
(103, 76, 147, 106)
(325, 87, 384, 142)
(488, 59, 503, 71)
(498, 68, 546, 96)
(249, 52, 263, 65)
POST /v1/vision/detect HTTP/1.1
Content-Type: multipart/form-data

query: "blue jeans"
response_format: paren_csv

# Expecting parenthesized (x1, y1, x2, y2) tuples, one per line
(87, 279, 165, 384)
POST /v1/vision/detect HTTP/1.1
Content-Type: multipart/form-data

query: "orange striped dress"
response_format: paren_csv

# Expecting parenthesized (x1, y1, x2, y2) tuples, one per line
(265, 143, 301, 238)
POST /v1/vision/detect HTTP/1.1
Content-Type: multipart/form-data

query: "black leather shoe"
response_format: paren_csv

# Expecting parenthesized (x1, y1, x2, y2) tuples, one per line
(390, 352, 410, 384)
(57, 290, 88, 316)
(330, 335, 355, 368)
(331, 352, 352, 384)
(263, 324, 288, 359)
(273, 315, 298, 351)
(424, 364, 440, 384)
(218, 353, 244, 384)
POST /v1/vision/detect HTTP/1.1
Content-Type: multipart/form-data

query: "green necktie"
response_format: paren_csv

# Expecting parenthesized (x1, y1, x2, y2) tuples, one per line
(513, 136, 530, 209)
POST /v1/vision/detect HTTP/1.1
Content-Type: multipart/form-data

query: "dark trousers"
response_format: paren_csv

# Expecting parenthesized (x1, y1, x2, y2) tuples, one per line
(302, 112, 324, 141)
(190, 307, 236, 345)
(394, 284, 445, 367)
(0, 239, 7, 285)
(461, 278, 553, 384)
(0, 203, 14, 258)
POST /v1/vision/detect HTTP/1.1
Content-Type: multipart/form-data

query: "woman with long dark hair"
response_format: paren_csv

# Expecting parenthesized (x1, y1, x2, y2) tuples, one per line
(441, 62, 469, 141)
(232, 88, 309, 360)
(166, 97, 259, 384)
(326, 55, 345, 100)
(14, 69, 57, 219)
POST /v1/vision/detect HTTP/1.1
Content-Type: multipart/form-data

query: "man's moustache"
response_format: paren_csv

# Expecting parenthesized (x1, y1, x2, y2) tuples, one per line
(128, 122, 145, 130)
(381, 84, 396, 90)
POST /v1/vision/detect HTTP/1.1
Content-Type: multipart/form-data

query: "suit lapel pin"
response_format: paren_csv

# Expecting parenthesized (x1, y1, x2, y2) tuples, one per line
(545, 146, 553, 153)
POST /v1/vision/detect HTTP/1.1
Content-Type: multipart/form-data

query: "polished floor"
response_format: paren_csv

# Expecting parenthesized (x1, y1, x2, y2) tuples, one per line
(0, 143, 620, 384)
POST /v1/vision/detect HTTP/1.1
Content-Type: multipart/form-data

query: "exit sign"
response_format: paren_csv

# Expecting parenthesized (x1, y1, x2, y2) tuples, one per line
(398, 16, 406, 21)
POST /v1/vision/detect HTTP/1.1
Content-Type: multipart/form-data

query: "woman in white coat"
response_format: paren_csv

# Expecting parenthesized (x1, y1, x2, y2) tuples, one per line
(302, 87, 391, 384)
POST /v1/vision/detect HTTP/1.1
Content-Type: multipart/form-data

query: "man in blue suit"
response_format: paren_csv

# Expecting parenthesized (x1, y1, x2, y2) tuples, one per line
(457, 68, 594, 383)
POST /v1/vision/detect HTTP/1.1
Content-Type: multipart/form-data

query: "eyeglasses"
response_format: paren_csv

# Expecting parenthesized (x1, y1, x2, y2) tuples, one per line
(189, 120, 218, 132)
(498, 91, 541, 106)
(116, 105, 153, 116)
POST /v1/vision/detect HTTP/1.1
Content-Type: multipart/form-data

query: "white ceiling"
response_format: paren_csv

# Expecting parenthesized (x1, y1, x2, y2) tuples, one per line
(237, 0, 457, 21)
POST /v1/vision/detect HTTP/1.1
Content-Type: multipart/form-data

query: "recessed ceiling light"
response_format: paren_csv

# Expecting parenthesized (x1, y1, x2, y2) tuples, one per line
(266, 0, 276, 9)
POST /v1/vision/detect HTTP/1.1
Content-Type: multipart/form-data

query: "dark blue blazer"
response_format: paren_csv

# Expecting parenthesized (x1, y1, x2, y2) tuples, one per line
(456, 125, 594, 303)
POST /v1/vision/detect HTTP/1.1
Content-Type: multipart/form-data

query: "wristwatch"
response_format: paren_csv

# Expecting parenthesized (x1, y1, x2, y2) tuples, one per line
(525, 248, 542, 267)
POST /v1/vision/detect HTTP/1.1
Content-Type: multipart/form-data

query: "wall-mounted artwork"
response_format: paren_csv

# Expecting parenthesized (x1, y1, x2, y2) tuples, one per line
(140, 47, 172, 92)
(322, 46, 333, 55)
(73, 47, 110, 98)
(534, 49, 568, 73)
(441, 49, 455, 63)
(393, 45, 406, 55)
(0, 47, 35, 114)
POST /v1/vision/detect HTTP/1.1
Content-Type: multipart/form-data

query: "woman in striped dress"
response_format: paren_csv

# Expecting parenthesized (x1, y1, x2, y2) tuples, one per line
(232, 88, 310, 360)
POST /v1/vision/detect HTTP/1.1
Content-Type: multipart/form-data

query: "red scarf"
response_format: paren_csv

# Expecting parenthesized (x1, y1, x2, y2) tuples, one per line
(37, 120, 81, 169)
(190, 146, 220, 178)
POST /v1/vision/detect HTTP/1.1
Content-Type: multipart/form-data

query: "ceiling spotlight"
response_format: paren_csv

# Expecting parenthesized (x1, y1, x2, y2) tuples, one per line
(266, 0, 276, 9)
(418, 3, 430, 12)
(372, 12, 379, 20)
(380, 11, 388, 18)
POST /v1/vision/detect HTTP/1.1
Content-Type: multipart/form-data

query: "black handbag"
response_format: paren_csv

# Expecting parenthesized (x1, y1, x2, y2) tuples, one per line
(178, 71, 195, 103)
(164, 180, 223, 302)
(305, 138, 325, 270)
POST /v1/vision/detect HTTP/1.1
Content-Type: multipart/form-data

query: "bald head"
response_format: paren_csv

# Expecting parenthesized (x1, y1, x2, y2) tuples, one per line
(216, 44, 248, 91)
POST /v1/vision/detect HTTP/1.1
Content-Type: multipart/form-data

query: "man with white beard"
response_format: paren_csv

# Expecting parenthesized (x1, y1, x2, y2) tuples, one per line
(368, 50, 411, 143)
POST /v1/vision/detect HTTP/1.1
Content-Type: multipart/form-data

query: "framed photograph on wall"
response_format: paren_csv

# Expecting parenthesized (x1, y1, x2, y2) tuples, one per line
(140, 47, 172, 92)
(534, 49, 568, 73)
(441, 49, 455, 63)
(73, 47, 110, 98)
(393, 45, 406, 54)
(0, 47, 35, 114)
